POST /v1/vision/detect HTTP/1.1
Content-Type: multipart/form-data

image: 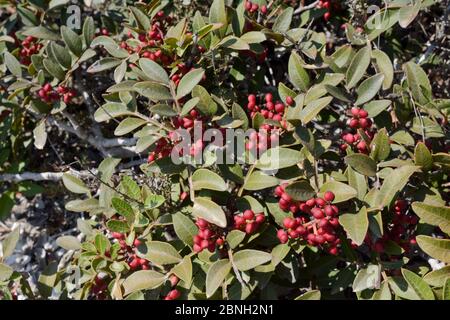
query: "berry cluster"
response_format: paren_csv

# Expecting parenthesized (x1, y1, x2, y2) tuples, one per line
(246, 93, 288, 122)
(274, 187, 341, 255)
(37, 83, 76, 104)
(19, 36, 42, 65)
(147, 138, 173, 163)
(193, 218, 225, 253)
(317, 0, 341, 21)
(233, 209, 265, 234)
(112, 232, 151, 270)
(118, 11, 173, 65)
(365, 199, 418, 253)
(244, 1, 268, 14)
(340, 107, 374, 153)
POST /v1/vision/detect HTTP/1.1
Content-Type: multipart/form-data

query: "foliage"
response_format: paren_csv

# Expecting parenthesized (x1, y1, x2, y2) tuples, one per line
(0, 0, 449, 300)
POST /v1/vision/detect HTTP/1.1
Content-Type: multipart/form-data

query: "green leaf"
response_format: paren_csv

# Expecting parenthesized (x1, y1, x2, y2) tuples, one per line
(33, 119, 47, 150)
(122, 270, 165, 296)
(56, 236, 81, 251)
(299, 96, 333, 124)
(370, 128, 390, 161)
(130, 6, 151, 31)
(143, 194, 164, 210)
(240, 31, 266, 44)
(106, 220, 130, 233)
(23, 26, 59, 40)
(243, 170, 279, 191)
(4, 52, 22, 77)
(171, 256, 192, 285)
(135, 135, 158, 153)
(363, 99, 391, 118)
(256, 147, 302, 170)
(192, 197, 227, 228)
(94, 234, 110, 255)
(404, 61, 432, 105)
(150, 104, 177, 117)
(272, 7, 294, 33)
(339, 206, 369, 245)
(345, 154, 377, 177)
(295, 290, 321, 300)
(346, 45, 371, 89)
(139, 58, 169, 84)
(319, 181, 358, 203)
(180, 97, 200, 117)
(355, 73, 384, 105)
(324, 85, 352, 102)
(289, 52, 310, 92)
(134, 82, 172, 101)
(372, 50, 394, 90)
(285, 180, 316, 201)
(87, 58, 123, 73)
(402, 269, 435, 300)
(423, 266, 450, 287)
(209, 0, 227, 36)
(347, 166, 367, 200)
(192, 85, 218, 115)
(192, 169, 227, 191)
(43, 58, 65, 80)
(206, 259, 231, 298)
(137, 241, 182, 265)
(412, 202, 450, 234)
(114, 117, 146, 136)
(416, 235, 450, 263)
(372, 280, 392, 300)
(1, 227, 20, 259)
(50, 42, 72, 69)
(0, 263, 13, 282)
(352, 264, 381, 292)
(120, 176, 140, 200)
(62, 173, 89, 194)
(271, 243, 291, 267)
(217, 35, 250, 50)
(226, 230, 246, 249)
(398, 1, 421, 28)
(111, 198, 135, 223)
(173, 212, 198, 247)
(443, 278, 450, 300)
(233, 249, 272, 271)
(376, 165, 418, 208)
(82, 17, 95, 47)
(114, 60, 127, 83)
(414, 142, 433, 171)
(61, 26, 82, 57)
(176, 68, 205, 99)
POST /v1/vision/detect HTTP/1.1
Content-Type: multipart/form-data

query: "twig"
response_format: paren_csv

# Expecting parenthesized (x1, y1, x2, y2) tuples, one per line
(293, 0, 319, 15)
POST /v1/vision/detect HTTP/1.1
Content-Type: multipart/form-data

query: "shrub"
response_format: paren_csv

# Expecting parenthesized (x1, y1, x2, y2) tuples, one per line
(0, 0, 449, 300)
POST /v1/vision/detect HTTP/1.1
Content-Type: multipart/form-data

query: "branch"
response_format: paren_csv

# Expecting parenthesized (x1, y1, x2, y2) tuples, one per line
(0, 169, 93, 182)
(47, 116, 137, 157)
(294, 0, 319, 15)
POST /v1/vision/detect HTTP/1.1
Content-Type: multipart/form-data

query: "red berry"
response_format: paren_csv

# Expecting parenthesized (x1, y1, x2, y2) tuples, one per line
(358, 109, 368, 118)
(261, 5, 268, 14)
(255, 214, 265, 224)
(324, 191, 335, 202)
(243, 209, 255, 220)
(324, 12, 331, 21)
(168, 289, 180, 300)
(283, 217, 295, 229)
(316, 198, 326, 207)
(286, 96, 294, 106)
